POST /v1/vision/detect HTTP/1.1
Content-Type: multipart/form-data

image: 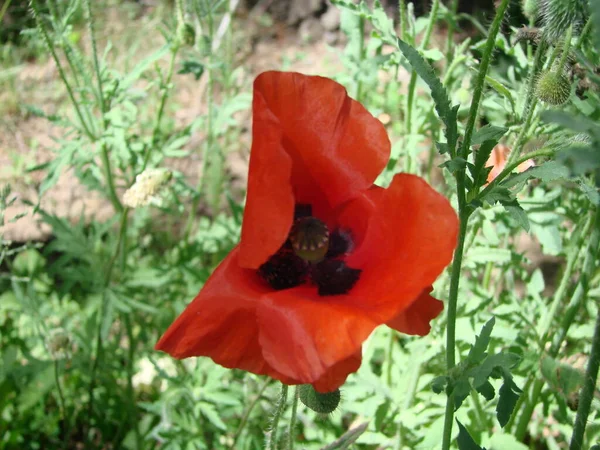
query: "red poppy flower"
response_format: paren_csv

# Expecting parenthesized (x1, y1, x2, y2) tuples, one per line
(155, 71, 459, 393)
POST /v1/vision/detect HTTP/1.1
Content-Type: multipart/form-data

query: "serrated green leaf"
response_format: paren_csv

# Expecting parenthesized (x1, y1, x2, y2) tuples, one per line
(457, 420, 485, 450)
(432, 376, 449, 394)
(541, 110, 600, 139)
(558, 145, 600, 175)
(497, 373, 522, 427)
(502, 161, 571, 189)
(397, 38, 458, 152)
(501, 199, 530, 232)
(471, 125, 508, 147)
(374, 401, 391, 431)
(440, 157, 469, 173)
(197, 402, 227, 430)
(469, 317, 496, 363)
(476, 381, 495, 401)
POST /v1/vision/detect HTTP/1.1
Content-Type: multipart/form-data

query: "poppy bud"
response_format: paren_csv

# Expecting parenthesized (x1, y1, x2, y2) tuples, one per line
(521, 0, 539, 22)
(289, 217, 329, 263)
(298, 384, 340, 414)
(535, 70, 571, 105)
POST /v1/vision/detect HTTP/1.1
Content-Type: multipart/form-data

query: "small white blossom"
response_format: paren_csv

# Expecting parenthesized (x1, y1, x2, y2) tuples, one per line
(123, 168, 172, 208)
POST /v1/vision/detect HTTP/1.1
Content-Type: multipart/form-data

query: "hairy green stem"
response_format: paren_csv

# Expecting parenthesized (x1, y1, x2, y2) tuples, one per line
(143, 46, 179, 172)
(288, 386, 299, 450)
(229, 378, 271, 450)
(444, 0, 459, 63)
(440, 206, 469, 450)
(557, 25, 573, 71)
(506, 43, 547, 166)
(459, 0, 510, 159)
(405, 0, 439, 135)
(54, 360, 69, 449)
(266, 384, 288, 450)
(441, 3, 509, 448)
(569, 308, 600, 450)
(86, 208, 129, 441)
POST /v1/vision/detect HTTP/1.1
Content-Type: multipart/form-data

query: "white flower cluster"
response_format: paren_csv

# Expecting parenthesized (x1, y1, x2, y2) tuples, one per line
(123, 168, 172, 209)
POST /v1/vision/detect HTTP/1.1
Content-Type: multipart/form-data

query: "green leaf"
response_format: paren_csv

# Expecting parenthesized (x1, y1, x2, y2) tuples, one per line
(440, 157, 468, 173)
(558, 145, 600, 175)
(497, 372, 522, 427)
(588, 0, 600, 55)
(397, 38, 458, 152)
(541, 110, 600, 139)
(476, 381, 495, 401)
(502, 161, 571, 189)
(468, 317, 496, 363)
(501, 199, 530, 232)
(471, 125, 508, 147)
(432, 376, 449, 394)
(197, 402, 227, 430)
(483, 75, 516, 112)
(456, 420, 485, 450)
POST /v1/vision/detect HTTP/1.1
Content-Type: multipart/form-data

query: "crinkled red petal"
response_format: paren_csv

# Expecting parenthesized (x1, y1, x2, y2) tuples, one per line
(240, 71, 390, 268)
(155, 247, 274, 375)
(386, 287, 444, 336)
(257, 285, 377, 385)
(336, 173, 458, 324)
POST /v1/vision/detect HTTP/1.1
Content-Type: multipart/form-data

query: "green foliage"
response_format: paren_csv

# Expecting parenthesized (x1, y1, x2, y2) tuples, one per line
(2, 0, 600, 448)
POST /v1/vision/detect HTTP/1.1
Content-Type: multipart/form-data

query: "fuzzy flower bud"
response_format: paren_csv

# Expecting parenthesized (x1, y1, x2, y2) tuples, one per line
(123, 168, 172, 209)
(536, 69, 571, 105)
(299, 384, 341, 414)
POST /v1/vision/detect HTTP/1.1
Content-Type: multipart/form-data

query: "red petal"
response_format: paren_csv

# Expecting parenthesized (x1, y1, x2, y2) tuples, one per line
(256, 286, 377, 385)
(337, 173, 458, 323)
(312, 351, 362, 393)
(155, 247, 273, 375)
(252, 71, 390, 213)
(239, 91, 295, 269)
(386, 288, 444, 336)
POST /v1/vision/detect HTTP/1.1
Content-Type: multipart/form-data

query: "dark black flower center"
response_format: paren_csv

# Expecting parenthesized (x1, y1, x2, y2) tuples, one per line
(258, 204, 361, 296)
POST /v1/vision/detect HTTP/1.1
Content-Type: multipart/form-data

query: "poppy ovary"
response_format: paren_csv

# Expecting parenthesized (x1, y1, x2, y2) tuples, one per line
(289, 216, 329, 263)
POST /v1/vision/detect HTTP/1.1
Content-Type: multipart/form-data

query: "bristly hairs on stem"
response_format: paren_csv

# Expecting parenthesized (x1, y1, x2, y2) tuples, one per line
(441, 1, 511, 449)
(265, 384, 288, 450)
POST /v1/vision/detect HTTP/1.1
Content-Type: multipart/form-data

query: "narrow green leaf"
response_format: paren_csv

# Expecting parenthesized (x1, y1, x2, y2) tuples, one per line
(456, 420, 485, 450)
(476, 381, 496, 401)
(497, 371, 522, 427)
(471, 125, 508, 146)
(541, 110, 600, 139)
(502, 199, 530, 232)
(469, 317, 496, 363)
(397, 38, 458, 151)
(502, 161, 571, 189)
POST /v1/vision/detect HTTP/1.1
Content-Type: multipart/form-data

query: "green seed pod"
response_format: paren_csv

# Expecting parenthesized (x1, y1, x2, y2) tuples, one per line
(522, 0, 539, 21)
(540, 0, 589, 42)
(535, 70, 571, 105)
(298, 385, 340, 414)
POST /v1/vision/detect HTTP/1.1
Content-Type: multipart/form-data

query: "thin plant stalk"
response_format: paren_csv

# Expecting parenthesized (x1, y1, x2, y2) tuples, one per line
(229, 378, 271, 450)
(266, 384, 289, 450)
(444, 0, 459, 63)
(54, 359, 69, 449)
(288, 386, 299, 450)
(86, 208, 130, 440)
(569, 307, 600, 450)
(506, 42, 547, 166)
(124, 314, 141, 449)
(441, 2, 510, 448)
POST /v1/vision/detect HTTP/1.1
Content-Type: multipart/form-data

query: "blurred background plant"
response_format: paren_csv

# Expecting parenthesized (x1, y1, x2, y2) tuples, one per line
(1, 0, 599, 449)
